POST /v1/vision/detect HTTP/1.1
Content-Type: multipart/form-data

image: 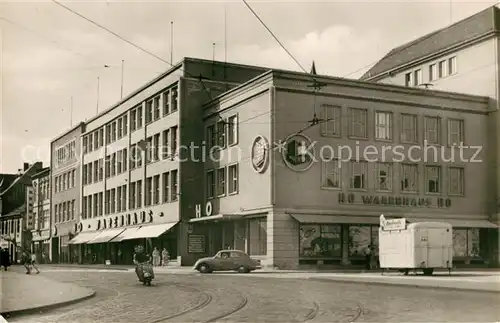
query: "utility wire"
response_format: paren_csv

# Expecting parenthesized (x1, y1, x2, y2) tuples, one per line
(50, 0, 214, 101)
(242, 0, 307, 74)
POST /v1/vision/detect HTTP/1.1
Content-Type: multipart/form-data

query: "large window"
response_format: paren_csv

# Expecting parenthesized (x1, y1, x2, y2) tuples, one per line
(401, 164, 418, 192)
(321, 159, 341, 189)
(349, 160, 367, 190)
(348, 225, 379, 257)
(321, 105, 341, 136)
(248, 218, 267, 256)
(401, 114, 418, 143)
(453, 228, 480, 258)
(349, 108, 367, 138)
(299, 224, 342, 258)
(424, 116, 440, 145)
(375, 111, 392, 140)
(375, 162, 392, 192)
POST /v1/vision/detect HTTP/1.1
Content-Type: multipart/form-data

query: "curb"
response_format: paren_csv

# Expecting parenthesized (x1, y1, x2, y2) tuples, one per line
(43, 265, 130, 271)
(1, 290, 96, 319)
(307, 277, 500, 294)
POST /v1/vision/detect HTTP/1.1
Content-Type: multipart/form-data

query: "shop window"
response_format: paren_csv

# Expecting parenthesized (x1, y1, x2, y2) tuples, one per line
(299, 224, 342, 258)
(248, 217, 267, 256)
(348, 225, 379, 257)
(453, 228, 480, 258)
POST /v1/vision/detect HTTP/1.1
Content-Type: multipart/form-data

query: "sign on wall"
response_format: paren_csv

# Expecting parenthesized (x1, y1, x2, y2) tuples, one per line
(188, 234, 206, 253)
(195, 201, 213, 218)
(338, 193, 451, 208)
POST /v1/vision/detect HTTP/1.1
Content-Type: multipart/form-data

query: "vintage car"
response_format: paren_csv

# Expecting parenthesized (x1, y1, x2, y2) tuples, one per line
(193, 250, 261, 273)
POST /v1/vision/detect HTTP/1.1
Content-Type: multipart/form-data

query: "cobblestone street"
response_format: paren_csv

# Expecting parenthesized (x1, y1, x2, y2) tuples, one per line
(7, 268, 499, 323)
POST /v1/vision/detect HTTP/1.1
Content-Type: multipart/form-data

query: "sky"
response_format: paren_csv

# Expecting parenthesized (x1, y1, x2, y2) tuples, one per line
(0, 0, 497, 173)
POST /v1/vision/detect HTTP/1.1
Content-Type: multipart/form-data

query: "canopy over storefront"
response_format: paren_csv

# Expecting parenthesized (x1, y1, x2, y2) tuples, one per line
(68, 231, 101, 244)
(87, 228, 125, 244)
(109, 222, 178, 242)
(289, 214, 380, 225)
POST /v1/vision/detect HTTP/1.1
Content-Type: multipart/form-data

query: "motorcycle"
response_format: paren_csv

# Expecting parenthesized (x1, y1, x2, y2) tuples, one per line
(137, 261, 154, 286)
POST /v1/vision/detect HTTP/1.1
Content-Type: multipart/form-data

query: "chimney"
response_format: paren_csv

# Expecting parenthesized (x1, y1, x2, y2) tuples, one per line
(23, 163, 30, 171)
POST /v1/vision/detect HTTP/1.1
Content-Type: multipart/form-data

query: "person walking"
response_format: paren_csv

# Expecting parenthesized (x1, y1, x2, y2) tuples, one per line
(0, 247, 11, 271)
(364, 245, 372, 271)
(152, 247, 160, 267)
(161, 248, 169, 266)
(21, 250, 31, 274)
(30, 252, 40, 274)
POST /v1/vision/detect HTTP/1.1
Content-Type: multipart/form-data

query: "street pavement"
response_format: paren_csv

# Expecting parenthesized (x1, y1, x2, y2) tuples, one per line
(6, 266, 500, 323)
(0, 269, 95, 316)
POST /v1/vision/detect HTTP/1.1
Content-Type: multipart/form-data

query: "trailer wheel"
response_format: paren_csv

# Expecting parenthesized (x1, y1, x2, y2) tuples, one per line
(403, 269, 409, 275)
(423, 268, 434, 276)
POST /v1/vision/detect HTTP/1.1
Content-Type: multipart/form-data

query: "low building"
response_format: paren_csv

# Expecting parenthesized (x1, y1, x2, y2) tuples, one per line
(30, 167, 51, 262)
(0, 162, 43, 263)
(190, 68, 498, 269)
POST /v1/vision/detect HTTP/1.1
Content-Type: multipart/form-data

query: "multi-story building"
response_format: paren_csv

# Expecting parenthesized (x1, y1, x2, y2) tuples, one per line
(50, 122, 85, 263)
(0, 162, 43, 263)
(68, 58, 267, 265)
(360, 4, 500, 264)
(30, 167, 51, 262)
(189, 69, 498, 269)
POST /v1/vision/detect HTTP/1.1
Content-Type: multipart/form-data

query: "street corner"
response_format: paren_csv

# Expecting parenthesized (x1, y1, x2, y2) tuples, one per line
(0, 271, 96, 318)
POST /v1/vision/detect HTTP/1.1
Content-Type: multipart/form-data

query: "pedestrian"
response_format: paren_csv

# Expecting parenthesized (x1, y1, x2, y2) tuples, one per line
(117, 249, 122, 264)
(21, 250, 31, 274)
(0, 247, 11, 271)
(364, 245, 372, 270)
(152, 247, 160, 267)
(30, 252, 40, 274)
(161, 248, 169, 266)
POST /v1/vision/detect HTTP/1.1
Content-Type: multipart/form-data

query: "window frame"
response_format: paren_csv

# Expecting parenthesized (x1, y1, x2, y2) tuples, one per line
(375, 162, 393, 192)
(375, 111, 393, 141)
(348, 108, 368, 139)
(400, 163, 419, 193)
(227, 163, 239, 195)
(321, 159, 341, 190)
(400, 113, 418, 144)
(348, 160, 368, 191)
(320, 105, 341, 137)
(424, 116, 441, 145)
(448, 166, 465, 196)
(447, 118, 464, 147)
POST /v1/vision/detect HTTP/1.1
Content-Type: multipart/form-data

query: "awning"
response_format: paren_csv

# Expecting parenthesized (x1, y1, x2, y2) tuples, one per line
(68, 231, 101, 244)
(289, 214, 380, 225)
(189, 214, 243, 223)
(407, 218, 498, 228)
(109, 227, 141, 242)
(126, 222, 177, 239)
(87, 228, 126, 244)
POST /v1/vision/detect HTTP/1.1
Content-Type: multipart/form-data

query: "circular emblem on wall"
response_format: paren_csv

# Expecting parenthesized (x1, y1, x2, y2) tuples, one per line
(251, 135, 269, 173)
(281, 133, 315, 172)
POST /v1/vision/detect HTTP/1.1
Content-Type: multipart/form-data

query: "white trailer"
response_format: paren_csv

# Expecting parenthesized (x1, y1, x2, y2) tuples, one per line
(378, 215, 453, 276)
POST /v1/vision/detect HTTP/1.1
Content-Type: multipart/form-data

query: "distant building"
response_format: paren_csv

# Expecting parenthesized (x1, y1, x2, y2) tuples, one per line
(0, 162, 43, 263)
(50, 122, 85, 263)
(30, 167, 51, 262)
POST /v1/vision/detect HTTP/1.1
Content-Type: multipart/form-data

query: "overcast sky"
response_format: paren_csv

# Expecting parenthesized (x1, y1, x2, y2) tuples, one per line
(0, 0, 497, 173)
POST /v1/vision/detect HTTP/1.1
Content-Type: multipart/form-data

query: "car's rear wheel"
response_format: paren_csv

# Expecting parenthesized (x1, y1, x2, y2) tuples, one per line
(238, 266, 249, 273)
(198, 263, 211, 273)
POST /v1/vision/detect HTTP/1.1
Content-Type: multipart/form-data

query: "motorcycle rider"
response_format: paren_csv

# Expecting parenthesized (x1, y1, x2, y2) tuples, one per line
(133, 245, 151, 281)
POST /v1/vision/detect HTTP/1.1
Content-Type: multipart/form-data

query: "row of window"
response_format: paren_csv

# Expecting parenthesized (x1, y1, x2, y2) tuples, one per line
(142, 126, 178, 165)
(322, 160, 464, 195)
(54, 169, 76, 193)
(82, 159, 104, 186)
(34, 178, 50, 201)
(323, 105, 464, 145)
(54, 200, 76, 223)
(82, 86, 179, 155)
(33, 210, 49, 230)
(206, 164, 239, 199)
(405, 56, 457, 86)
(55, 140, 76, 167)
(0, 219, 20, 235)
(81, 170, 179, 219)
(206, 115, 238, 150)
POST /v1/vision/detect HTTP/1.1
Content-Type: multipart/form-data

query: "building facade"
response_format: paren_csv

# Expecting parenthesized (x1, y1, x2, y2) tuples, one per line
(189, 69, 498, 269)
(30, 167, 51, 262)
(0, 162, 43, 263)
(50, 122, 85, 263)
(68, 58, 267, 265)
(360, 5, 500, 223)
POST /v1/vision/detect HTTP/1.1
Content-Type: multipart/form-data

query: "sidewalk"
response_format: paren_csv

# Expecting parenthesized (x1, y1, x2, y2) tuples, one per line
(0, 270, 96, 318)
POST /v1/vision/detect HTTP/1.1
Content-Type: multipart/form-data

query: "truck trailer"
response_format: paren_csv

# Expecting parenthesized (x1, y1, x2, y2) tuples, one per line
(378, 215, 453, 275)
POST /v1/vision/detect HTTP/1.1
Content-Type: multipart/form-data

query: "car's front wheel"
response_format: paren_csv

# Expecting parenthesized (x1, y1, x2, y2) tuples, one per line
(198, 263, 211, 273)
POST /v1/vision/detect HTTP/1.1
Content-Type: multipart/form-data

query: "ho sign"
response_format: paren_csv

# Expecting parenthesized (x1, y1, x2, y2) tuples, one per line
(195, 201, 213, 218)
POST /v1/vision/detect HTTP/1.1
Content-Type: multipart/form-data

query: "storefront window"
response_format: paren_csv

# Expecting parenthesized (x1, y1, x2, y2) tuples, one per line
(248, 218, 267, 255)
(348, 225, 379, 257)
(348, 225, 370, 256)
(453, 228, 480, 258)
(299, 224, 341, 258)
